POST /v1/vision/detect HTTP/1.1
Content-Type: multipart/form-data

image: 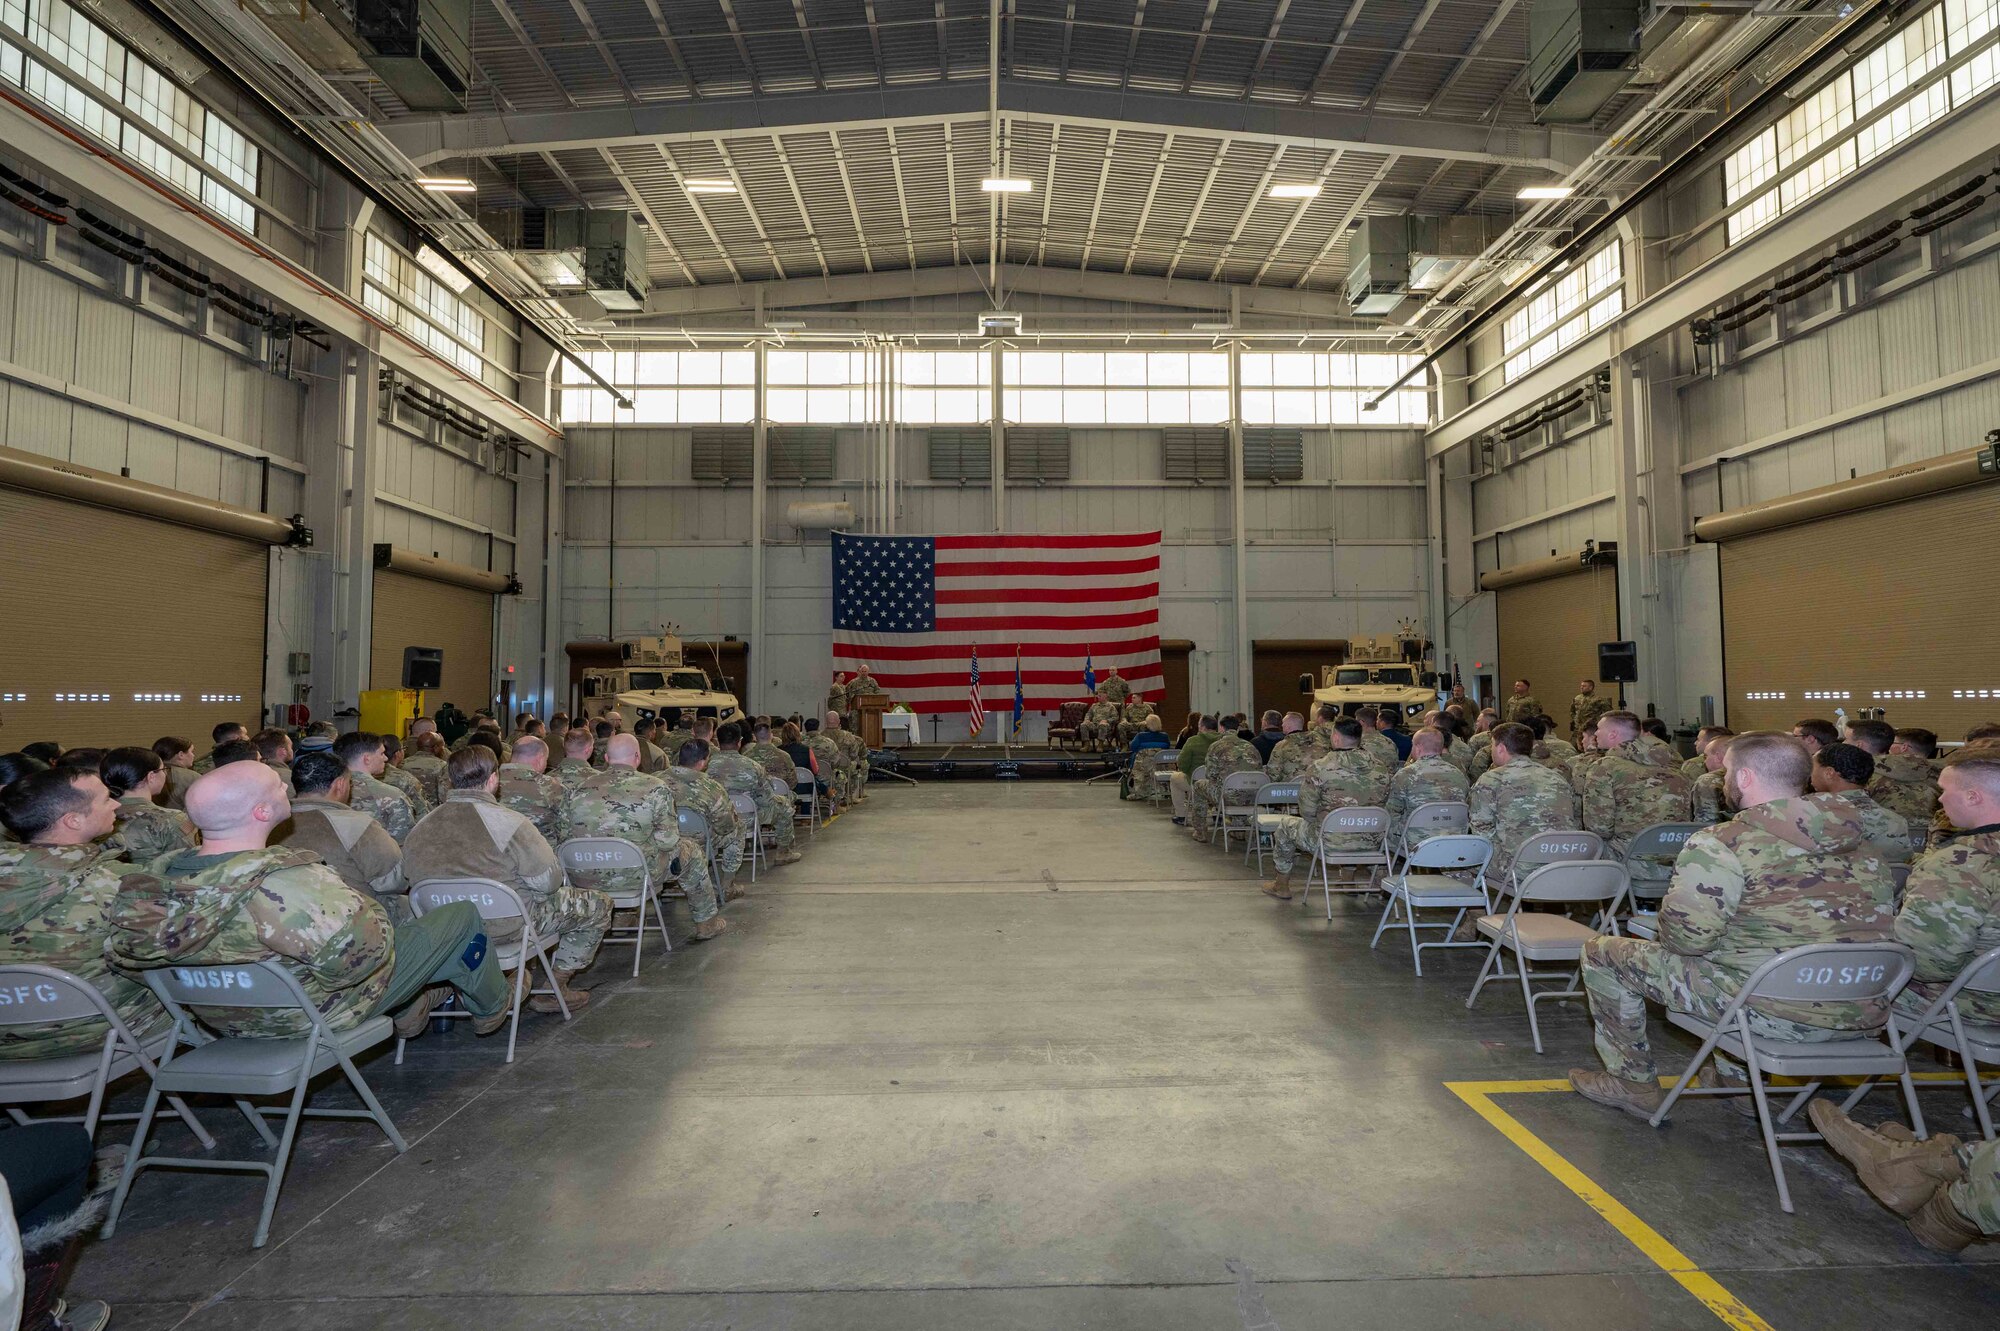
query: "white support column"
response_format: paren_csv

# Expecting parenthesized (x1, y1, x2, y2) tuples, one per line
(334, 346, 382, 714)
(1229, 341, 1250, 717)
(751, 338, 768, 712)
(1610, 351, 1647, 717)
(990, 341, 1005, 532)
(542, 449, 564, 719)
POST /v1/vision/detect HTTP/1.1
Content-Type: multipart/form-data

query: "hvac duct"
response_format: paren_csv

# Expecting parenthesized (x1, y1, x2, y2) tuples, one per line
(1479, 544, 1617, 591)
(1692, 448, 1992, 542)
(372, 543, 515, 593)
(786, 501, 856, 529)
(0, 444, 305, 545)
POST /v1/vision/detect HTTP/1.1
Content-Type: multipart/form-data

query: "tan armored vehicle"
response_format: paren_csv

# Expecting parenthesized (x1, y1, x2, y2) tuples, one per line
(581, 635, 742, 727)
(1300, 627, 1441, 723)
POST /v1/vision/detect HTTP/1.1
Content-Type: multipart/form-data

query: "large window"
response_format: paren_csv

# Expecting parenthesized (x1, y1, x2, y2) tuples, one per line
(768, 350, 881, 425)
(0, 0, 259, 232)
(363, 234, 493, 383)
(1241, 352, 1428, 426)
(1002, 350, 1230, 426)
(559, 350, 758, 424)
(896, 350, 991, 424)
(1723, 1, 2000, 243)
(1499, 243, 1624, 384)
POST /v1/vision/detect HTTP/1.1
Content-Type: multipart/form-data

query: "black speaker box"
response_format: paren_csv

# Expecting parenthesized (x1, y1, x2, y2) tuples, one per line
(1598, 641, 1638, 684)
(402, 647, 444, 691)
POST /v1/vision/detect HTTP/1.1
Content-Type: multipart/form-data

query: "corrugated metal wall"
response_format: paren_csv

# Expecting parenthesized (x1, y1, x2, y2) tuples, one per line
(1471, 422, 1617, 576)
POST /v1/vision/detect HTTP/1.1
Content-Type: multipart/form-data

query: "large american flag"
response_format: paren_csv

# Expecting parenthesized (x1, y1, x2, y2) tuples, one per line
(832, 531, 1164, 716)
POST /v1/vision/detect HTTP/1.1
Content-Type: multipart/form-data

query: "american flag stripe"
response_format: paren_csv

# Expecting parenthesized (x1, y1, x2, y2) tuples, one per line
(966, 649, 985, 736)
(833, 529, 1164, 717)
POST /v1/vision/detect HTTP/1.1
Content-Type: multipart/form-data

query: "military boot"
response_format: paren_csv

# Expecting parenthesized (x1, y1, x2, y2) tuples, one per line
(1906, 1184, 1983, 1253)
(391, 989, 436, 1039)
(1261, 870, 1294, 901)
(722, 871, 747, 901)
(1569, 1068, 1666, 1120)
(1697, 1063, 1759, 1118)
(770, 848, 803, 867)
(692, 915, 732, 941)
(1808, 1101, 1964, 1215)
(529, 969, 591, 1015)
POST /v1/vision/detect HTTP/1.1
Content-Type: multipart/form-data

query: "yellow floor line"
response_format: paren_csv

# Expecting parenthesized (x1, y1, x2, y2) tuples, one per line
(1447, 1078, 1776, 1331)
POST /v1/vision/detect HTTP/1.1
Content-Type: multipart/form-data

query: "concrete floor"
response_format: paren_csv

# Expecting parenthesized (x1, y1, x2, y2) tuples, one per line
(74, 782, 1999, 1329)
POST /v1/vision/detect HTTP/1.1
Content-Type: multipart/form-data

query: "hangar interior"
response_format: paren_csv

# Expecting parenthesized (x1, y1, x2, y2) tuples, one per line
(2, 1, 1998, 1328)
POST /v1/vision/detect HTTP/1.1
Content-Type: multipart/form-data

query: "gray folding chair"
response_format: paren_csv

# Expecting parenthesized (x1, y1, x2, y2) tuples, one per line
(767, 775, 794, 847)
(677, 807, 717, 897)
(1215, 772, 1268, 853)
(793, 765, 820, 833)
(1847, 944, 2000, 1141)
(400, 877, 570, 1065)
(1392, 801, 1470, 871)
(729, 791, 763, 880)
(1501, 830, 1608, 897)
(1187, 764, 1208, 828)
(559, 836, 671, 976)
(1247, 782, 1301, 872)
(104, 960, 407, 1248)
(1649, 941, 1921, 1213)
(1621, 822, 1699, 907)
(1146, 751, 1180, 807)
(0, 964, 214, 1148)
(1303, 806, 1391, 918)
(1464, 861, 1631, 1053)
(1370, 834, 1494, 976)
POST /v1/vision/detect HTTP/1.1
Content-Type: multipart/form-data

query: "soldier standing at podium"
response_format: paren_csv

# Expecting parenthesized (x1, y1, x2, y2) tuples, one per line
(845, 663, 883, 710)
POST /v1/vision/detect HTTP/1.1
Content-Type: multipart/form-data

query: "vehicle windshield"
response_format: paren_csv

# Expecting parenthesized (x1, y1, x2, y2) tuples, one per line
(669, 671, 711, 691)
(1334, 668, 1370, 685)
(628, 672, 665, 690)
(1375, 667, 1414, 685)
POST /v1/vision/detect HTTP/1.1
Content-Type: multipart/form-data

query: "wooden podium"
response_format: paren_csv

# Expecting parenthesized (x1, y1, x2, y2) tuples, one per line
(852, 692, 890, 748)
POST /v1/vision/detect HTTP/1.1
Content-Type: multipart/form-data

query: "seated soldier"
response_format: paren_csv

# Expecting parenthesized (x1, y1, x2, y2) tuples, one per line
(632, 717, 669, 774)
(1581, 711, 1693, 900)
(207, 738, 262, 770)
(1569, 732, 1897, 1118)
(1892, 747, 2000, 1030)
(100, 746, 198, 864)
(276, 751, 405, 913)
(1169, 715, 1220, 826)
(1810, 1105, 1999, 1253)
(1790, 717, 1839, 756)
(106, 761, 511, 1043)
(402, 731, 450, 808)
(1116, 694, 1153, 748)
(335, 731, 416, 844)
(377, 732, 431, 817)
(661, 740, 747, 903)
(1847, 717, 1941, 828)
(194, 721, 246, 774)
(1527, 713, 1577, 768)
(1387, 727, 1470, 852)
(1121, 715, 1172, 800)
(560, 735, 726, 942)
(1263, 713, 1310, 783)
(708, 722, 801, 867)
(825, 714, 869, 805)
(1681, 725, 1732, 781)
(252, 729, 295, 792)
(589, 718, 617, 769)
(153, 735, 199, 810)
(1262, 720, 1392, 900)
(553, 728, 598, 795)
(807, 718, 848, 810)
(0, 769, 171, 1059)
(1190, 714, 1262, 844)
(745, 720, 804, 809)
(401, 747, 611, 1013)
(1690, 735, 1734, 825)
(1352, 706, 1398, 773)
(496, 735, 564, 844)
(1080, 697, 1122, 752)
(1470, 722, 1580, 891)
(1811, 743, 1916, 866)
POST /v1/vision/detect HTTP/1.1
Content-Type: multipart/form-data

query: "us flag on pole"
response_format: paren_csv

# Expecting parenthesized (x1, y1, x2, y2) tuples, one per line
(966, 648, 985, 738)
(832, 531, 1164, 717)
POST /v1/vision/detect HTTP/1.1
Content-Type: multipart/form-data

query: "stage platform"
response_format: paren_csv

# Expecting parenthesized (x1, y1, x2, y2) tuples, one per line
(870, 742, 1123, 779)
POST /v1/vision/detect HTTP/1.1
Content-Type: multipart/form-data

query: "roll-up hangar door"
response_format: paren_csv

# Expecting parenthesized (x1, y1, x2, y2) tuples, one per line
(1252, 640, 1346, 722)
(369, 546, 507, 715)
(1483, 548, 1620, 715)
(1698, 448, 2000, 736)
(0, 445, 299, 747)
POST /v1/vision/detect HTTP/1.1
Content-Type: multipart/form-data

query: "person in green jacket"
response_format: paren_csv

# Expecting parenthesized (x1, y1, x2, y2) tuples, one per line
(1169, 715, 1219, 827)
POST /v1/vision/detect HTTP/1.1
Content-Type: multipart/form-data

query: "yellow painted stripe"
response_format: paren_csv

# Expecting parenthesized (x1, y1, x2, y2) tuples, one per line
(1447, 1081, 1776, 1331)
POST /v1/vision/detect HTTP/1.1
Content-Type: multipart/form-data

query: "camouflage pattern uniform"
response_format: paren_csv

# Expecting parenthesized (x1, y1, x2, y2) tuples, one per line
(1947, 1139, 2000, 1235)
(1469, 744, 1496, 783)
(107, 794, 198, 863)
(638, 738, 669, 775)
(1470, 758, 1581, 887)
(832, 727, 870, 801)
(402, 753, 448, 808)
(1127, 744, 1176, 798)
(1827, 789, 1915, 867)
(660, 765, 744, 885)
(1080, 700, 1121, 750)
(1581, 739, 1693, 896)
(1631, 735, 1682, 771)
(1564, 748, 1604, 793)
(660, 728, 696, 762)
(1503, 694, 1541, 724)
(1271, 749, 1394, 873)
(0, 843, 168, 1057)
(825, 683, 849, 716)
(1679, 755, 1709, 782)
(710, 748, 795, 854)
(806, 732, 845, 806)
(1264, 733, 1313, 784)
(1571, 692, 1612, 745)
(1360, 728, 1400, 774)
(1691, 770, 1730, 826)
(553, 756, 598, 798)
(1579, 794, 1897, 1082)
(1191, 733, 1264, 841)
(746, 738, 801, 792)
(1386, 756, 1470, 850)
(496, 762, 565, 845)
(1116, 699, 1153, 748)
(1893, 826, 2000, 1027)
(1869, 752, 1942, 827)
(162, 765, 199, 811)
(557, 767, 717, 925)
(381, 762, 431, 817)
(846, 671, 882, 706)
(276, 796, 405, 914)
(1537, 737, 1579, 769)
(1095, 675, 1132, 707)
(348, 770, 416, 844)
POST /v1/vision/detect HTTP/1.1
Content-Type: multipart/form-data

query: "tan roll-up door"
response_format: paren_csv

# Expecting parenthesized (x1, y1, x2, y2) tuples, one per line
(369, 569, 494, 715)
(1495, 565, 1620, 713)
(0, 488, 265, 747)
(1719, 483, 2000, 735)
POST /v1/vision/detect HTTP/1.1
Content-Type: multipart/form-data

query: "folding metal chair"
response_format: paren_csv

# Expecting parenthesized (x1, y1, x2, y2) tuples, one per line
(1501, 830, 1608, 896)
(1620, 822, 1699, 908)
(1391, 801, 1470, 872)
(0, 964, 214, 1148)
(1303, 806, 1391, 919)
(793, 764, 820, 832)
(1247, 782, 1301, 872)
(1846, 944, 2000, 1141)
(1648, 941, 1921, 1213)
(1146, 751, 1180, 807)
(728, 791, 763, 881)
(1370, 834, 1494, 976)
(104, 960, 407, 1248)
(399, 878, 571, 1065)
(1216, 771, 1267, 852)
(677, 807, 717, 896)
(558, 836, 671, 977)
(1464, 860, 1630, 1053)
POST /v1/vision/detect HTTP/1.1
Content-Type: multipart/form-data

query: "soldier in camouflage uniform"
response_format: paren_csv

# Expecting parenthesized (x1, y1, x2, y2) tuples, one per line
(553, 729, 599, 797)
(1811, 1104, 2000, 1252)
(1569, 732, 1897, 1118)
(1503, 680, 1541, 725)
(826, 674, 851, 716)
(559, 736, 725, 940)
(495, 735, 565, 846)
(402, 734, 450, 809)
(100, 747, 199, 863)
(1386, 728, 1469, 851)
(1264, 714, 1313, 783)
(710, 722, 801, 865)
(1353, 706, 1400, 774)
(336, 732, 416, 844)
(805, 723, 846, 811)
(1116, 695, 1154, 748)
(1569, 682, 1612, 748)
(1690, 737, 1733, 826)
(277, 753, 405, 915)
(661, 743, 747, 901)
(1810, 743, 1916, 867)
(0, 769, 171, 1057)
(1080, 699, 1122, 751)
(106, 762, 510, 1041)
(1564, 721, 1605, 791)
(1679, 726, 1730, 782)
(632, 719, 670, 775)
(846, 665, 883, 708)
(192, 722, 247, 775)
(1892, 748, 2000, 1027)
(659, 717, 696, 761)
(747, 719, 803, 793)
(1094, 669, 1132, 707)
(1581, 712, 1693, 900)
(1262, 724, 1393, 898)
(1846, 718, 1942, 829)
(830, 714, 871, 804)
(379, 734, 431, 817)
(1189, 716, 1263, 844)
(1470, 723, 1581, 890)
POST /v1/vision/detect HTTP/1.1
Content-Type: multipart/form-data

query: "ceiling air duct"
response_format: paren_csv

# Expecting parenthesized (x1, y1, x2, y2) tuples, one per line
(481, 208, 651, 314)
(1347, 216, 1512, 319)
(1528, 0, 1645, 124)
(243, 0, 473, 112)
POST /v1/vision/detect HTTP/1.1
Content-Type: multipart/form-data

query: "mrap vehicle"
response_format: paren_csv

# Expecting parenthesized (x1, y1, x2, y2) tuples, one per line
(580, 635, 742, 726)
(1299, 630, 1440, 722)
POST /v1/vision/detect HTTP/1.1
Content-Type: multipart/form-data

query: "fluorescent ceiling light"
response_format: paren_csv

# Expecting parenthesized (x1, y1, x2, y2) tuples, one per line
(1517, 185, 1574, 200)
(1269, 183, 1322, 199)
(414, 245, 473, 293)
(980, 177, 1033, 194)
(1191, 321, 1233, 331)
(684, 178, 738, 194)
(416, 176, 476, 194)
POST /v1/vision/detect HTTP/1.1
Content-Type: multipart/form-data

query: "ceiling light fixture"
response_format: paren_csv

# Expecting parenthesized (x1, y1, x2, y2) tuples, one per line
(980, 177, 1033, 194)
(684, 178, 738, 194)
(416, 176, 476, 194)
(1517, 185, 1574, 200)
(1269, 183, 1322, 199)
(414, 245, 473, 293)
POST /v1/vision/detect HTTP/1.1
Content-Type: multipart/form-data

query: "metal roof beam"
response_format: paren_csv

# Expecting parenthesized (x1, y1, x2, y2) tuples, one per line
(381, 79, 1600, 170)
